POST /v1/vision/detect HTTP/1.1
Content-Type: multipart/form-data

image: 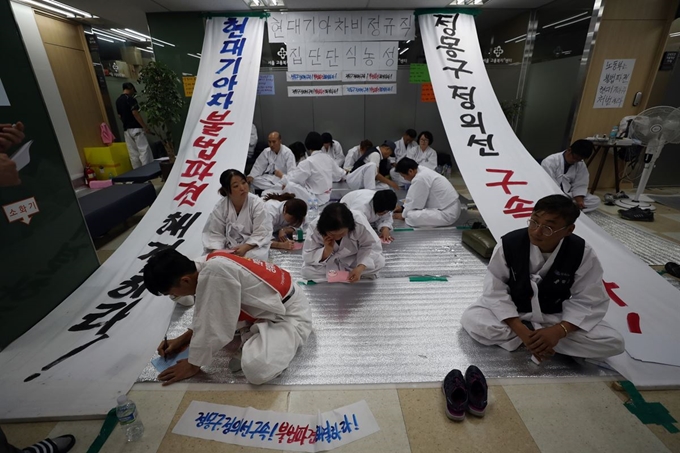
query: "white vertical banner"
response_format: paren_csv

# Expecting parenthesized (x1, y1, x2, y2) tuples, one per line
(419, 13, 680, 384)
(0, 16, 265, 420)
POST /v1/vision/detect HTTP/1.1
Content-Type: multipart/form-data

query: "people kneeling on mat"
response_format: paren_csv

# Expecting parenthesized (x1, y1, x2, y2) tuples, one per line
(341, 189, 398, 242)
(461, 194, 624, 362)
(143, 249, 312, 385)
(392, 157, 462, 228)
(301, 202, 385, 282)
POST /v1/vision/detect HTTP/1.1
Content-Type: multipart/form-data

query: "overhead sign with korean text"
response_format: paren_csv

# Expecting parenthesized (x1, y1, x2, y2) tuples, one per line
(0, 16, 265, 420)
(267, 11, 415, 43)
(420, 13, 680, 385)
(286, 42, 398, 72)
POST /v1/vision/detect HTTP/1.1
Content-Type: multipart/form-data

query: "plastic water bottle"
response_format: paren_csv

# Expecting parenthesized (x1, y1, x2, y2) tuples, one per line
(307, 197, 319, 222)
(609, 126, 619, 144)
(116, 395, 144, 441)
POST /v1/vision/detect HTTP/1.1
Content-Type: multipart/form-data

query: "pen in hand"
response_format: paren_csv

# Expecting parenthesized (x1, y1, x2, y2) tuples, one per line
(163, 335, 168, 362)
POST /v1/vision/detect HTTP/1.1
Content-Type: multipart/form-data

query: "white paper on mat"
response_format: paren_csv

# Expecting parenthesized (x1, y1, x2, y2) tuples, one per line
(172, 400, 380, 451)
(10, 140, 32, 170)
(0, 78, 10, 106)
(0, 16, 265, 420)
(419, 13, 680, 384)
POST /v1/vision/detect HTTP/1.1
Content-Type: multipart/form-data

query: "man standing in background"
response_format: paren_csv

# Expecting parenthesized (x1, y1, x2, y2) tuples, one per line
(116, 82, 152, 169)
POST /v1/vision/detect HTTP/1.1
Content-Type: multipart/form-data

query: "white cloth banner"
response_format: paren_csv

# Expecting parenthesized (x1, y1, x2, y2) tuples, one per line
(268, 11, 415, 42)
(172, 400, 380, 451)
(286, 42, 398, 71)
(419, 13, 680, 385)
(0, 16, 265, 420)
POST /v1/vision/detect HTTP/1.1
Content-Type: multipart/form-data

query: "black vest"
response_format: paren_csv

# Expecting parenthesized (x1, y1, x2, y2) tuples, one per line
(502, 228, 585, 314)
(350, 147, 390, 176)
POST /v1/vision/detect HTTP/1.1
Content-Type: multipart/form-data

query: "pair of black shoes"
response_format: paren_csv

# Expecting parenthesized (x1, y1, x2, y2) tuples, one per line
(441, 365, 488, 421)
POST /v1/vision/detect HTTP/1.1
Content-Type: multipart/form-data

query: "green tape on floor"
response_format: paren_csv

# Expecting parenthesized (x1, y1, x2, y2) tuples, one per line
(86, 408, 118, 453)
(409, 276, 448, 282)
(619, 381, 679, 433)
(297, 280, 317, 286)
(393, 228, 414, 232)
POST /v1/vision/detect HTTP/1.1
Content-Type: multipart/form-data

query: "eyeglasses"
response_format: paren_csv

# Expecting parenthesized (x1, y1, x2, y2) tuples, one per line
(527, 219, 570, 237)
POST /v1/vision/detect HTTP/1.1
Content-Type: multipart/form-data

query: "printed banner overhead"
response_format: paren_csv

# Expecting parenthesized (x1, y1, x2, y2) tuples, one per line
(0, 16, 265, 420)
(267, 11, 415, 42)
(419, 13, 680, 386)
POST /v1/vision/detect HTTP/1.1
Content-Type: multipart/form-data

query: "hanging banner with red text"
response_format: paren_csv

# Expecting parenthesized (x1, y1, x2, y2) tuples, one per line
(0, 16, 265, 420)
(419, 13, 680, 386)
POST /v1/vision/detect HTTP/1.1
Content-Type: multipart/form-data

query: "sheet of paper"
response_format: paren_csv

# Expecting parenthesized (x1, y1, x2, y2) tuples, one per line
(0, 79, 9, 106)
(172, 399, 380, 451)
(327, 270, 350, 283)
(151, 349, 190, 373)
(10, 140, 32, 171)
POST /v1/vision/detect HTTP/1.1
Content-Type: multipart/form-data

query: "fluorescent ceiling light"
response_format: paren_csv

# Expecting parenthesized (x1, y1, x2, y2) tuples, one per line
(84, 29, 93, 34)
(110, 29, 148, 41)
(97, 37, 114, 43)
(264, 0, 285, 5)
(554, 16, 591, 29)
(42, 0, 91, 17)
(187, 53, 201, 59)
(124, 28, 152, 40)
(197, 53, 202, 56)
(399, 47, 409, 55)
(515, 37, 526, 43)
(152, 37, 175, 47)
(93, 30, 125, 42)
(449, 0, 483, 5)
(150, 41, 164, 47)
(542, 11, 588, 29)
(137, 47, 154, 54)
(670, 32, 680, 37)
(504, 34, 526, 44)
(18, 0, 75, 18)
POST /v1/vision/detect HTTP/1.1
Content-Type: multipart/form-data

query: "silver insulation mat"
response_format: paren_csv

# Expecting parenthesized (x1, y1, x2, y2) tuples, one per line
(137, 278, 617, 384)
(268, 228, 488, 280)
(663, 273, 680, 291)
(586, 211, 680, 265)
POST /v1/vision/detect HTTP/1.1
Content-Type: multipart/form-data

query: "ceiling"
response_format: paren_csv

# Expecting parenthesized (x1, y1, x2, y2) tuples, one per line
(44, 0, 560, 34)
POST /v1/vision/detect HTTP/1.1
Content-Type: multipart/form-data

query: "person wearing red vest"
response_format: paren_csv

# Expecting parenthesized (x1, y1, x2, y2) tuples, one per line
(143, 249, 312, 385)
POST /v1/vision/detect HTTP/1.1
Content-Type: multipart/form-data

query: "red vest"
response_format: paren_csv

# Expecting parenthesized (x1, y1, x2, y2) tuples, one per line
(206, 251, 293, 323)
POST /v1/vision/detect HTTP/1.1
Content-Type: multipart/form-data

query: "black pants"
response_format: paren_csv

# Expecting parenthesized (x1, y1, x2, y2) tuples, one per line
(0, 427, 22, 453)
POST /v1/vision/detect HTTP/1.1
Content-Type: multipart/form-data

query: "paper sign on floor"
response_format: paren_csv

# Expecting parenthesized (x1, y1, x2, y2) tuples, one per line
(172, 400, 380, 451)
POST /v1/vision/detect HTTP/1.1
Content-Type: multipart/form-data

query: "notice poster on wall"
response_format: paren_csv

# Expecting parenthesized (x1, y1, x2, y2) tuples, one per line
(593, 59, 635, 109)
(257, 74, 275, 95)
(288, 85, 342, 97)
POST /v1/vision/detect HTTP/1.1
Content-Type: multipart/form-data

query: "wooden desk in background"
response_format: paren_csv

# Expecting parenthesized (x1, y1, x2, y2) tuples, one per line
(585, 140, 639, 194)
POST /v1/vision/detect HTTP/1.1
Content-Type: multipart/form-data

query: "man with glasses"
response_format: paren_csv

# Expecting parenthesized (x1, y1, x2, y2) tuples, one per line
(461, 195, 624, 362)
(541, 139, 601, 212)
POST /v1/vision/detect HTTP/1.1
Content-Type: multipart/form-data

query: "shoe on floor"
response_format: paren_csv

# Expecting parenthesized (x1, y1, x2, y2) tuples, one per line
(228, 352, 242, 373)
(442, 369, 468, 421)
(23, 435, 76, 453)
(665, 262, 680, 279)
(465, 365, 488, 417)
(604, 193, 615, 205)
(618, 207, 654, 222)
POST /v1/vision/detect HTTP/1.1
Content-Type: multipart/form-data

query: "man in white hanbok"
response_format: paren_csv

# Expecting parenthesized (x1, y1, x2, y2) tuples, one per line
(144, 249, 312, 385)
(461, 195, 624, 361)
(202, 170, 273, 260)
(341, 189, 397, 242)
(247, 131, 296, 191)
(393, 158, 461, 228)
(270, 132, 345, 204)
(390, 129, 419, 187)
(321, 132, 345, 167)
(541, 139, 600, 213)
(343, 139, 373, 171)
(345, 140, 398, 191)
(302, 203, 385, 281)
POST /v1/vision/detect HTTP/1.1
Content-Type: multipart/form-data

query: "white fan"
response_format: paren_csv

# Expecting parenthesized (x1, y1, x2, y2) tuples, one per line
(615, 106, 680, 211)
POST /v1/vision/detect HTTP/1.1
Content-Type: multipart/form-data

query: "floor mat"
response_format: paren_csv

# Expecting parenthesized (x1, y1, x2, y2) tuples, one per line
(137, 277, 618, 384)
(648, 194, 680, 212)
(587, 210, 680, 265)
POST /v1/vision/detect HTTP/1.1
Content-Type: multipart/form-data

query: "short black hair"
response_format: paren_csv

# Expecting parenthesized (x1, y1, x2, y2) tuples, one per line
(122, 82, 135, 91)
(289, 141, 307, 160)
(373, 190, 398, 213)
(360, 139, 373, 150)
(284, 198, 308, 226)
(418, 130, 434, 146)
(143, 248, 197, 296)
(321, 132, 333, 144)
(218, 169, 247, 197)
(570, 139, 594, 159)
(317, 202, 356, 236)
(395, 157, 418, 174)
(305, 132, 323, 151)
(405, 129, 417, 138)
(533, 194, 581, 226)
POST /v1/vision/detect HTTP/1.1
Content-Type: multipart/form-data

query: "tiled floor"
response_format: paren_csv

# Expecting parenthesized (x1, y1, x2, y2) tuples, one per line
(3, 179, 680, 452)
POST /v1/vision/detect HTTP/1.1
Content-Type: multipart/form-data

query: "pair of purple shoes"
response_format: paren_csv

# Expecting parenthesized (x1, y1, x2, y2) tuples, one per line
(441, 365, 488, 421)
